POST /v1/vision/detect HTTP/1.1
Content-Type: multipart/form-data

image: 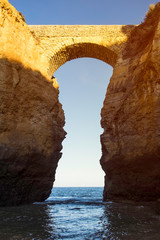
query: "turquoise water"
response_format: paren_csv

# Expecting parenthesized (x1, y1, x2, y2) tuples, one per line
(0, 187, 160, 239)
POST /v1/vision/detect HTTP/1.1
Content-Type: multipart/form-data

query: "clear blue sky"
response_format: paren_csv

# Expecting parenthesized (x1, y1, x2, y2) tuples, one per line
(9, 0, 159, 187)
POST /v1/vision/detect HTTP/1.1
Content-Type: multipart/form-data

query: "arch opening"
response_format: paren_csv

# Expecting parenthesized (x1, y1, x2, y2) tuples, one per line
(53, 57, 113, 187)
(47, 42, 117, 78)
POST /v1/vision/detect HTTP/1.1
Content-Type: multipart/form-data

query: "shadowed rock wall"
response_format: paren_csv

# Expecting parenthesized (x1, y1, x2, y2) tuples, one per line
(100, 3, 160, 201)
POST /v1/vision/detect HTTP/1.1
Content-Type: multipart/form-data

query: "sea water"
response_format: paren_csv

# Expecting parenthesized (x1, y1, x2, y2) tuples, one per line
(0, 187, 160, 240)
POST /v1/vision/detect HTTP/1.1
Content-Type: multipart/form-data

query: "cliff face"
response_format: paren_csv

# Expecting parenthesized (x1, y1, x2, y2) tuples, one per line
(0, 0, 65, 205)
(100, 4, 160, 201)
(1, 0, 160, 206)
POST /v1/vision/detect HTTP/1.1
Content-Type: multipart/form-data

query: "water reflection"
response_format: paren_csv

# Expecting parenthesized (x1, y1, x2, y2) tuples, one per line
(99, 202, 160, 240)
(0, 204, 57, 240)
(0, 200, 160, 239)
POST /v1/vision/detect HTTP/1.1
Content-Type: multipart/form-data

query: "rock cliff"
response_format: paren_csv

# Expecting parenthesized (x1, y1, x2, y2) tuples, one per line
(100, 4, 160, 201)
(0, 0, 65, 205)
(1, 0, 160, 205)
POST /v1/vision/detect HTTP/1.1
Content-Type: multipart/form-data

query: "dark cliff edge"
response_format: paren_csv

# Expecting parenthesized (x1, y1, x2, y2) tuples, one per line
(100, 3, 160, 202)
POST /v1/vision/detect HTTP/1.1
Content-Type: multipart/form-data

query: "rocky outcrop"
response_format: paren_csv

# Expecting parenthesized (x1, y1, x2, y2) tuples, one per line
(100, 4, 160, 201)
(0, 0, 65, 205)
(1, 0, 160, 206)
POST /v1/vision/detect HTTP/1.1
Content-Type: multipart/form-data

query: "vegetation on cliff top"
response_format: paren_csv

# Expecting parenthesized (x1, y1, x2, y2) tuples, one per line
(145, 4, 155, 19)
(18, 11, 26, 22)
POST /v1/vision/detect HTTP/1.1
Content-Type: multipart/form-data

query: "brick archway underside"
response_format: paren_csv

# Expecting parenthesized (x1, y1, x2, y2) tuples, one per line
(48, 42, 117, 77)
(29, 25, 134, 78)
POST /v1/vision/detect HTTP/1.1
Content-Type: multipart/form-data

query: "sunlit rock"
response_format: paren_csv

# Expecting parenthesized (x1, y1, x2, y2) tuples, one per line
(0, 0, 65, 206)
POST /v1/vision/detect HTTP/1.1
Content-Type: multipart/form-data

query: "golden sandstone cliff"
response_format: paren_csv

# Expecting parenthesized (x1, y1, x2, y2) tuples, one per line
(100, 4, 160, 201)
(0, 0, 65, 205)
(0, 0, 160, 205)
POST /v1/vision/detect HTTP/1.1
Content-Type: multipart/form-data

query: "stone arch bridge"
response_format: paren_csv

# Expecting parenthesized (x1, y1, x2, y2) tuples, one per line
(29, 25, 133, 78)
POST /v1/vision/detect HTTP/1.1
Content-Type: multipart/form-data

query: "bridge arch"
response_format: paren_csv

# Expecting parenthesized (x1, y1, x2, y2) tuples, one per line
(47, 42, 117, 78)
(29, 25, 134, 79)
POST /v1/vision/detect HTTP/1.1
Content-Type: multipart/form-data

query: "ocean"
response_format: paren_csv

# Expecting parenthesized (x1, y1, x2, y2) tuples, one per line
(0, 187, 160, 240)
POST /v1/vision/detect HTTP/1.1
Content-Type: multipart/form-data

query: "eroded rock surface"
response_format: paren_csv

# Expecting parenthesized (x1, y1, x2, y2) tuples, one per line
(0, 0, 65, 205)
(100, 4, 160, 201)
